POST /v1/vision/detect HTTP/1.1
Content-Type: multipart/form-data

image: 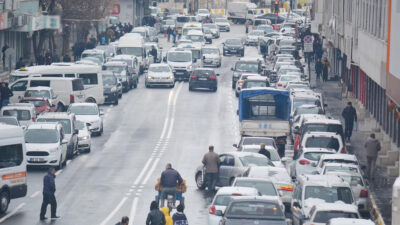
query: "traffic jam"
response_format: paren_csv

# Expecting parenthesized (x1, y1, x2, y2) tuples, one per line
(0, 1, 376, 225)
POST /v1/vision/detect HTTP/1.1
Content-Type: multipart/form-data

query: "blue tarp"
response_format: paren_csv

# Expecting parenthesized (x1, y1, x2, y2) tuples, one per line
(239, 88, 291, 121)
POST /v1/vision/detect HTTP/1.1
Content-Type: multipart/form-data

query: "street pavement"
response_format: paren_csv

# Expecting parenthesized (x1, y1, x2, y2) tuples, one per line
(0, 24, 250, 225)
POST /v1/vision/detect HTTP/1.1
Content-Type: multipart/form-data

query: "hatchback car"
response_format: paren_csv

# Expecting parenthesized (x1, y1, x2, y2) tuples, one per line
(289, 147, 336, 178)
(238, 145, 283, 167)
(235, 73, 260, 97)
(276, 75, 301, 88)
(240, 76, 270, 92)
(76, 120, 91, 152)
(223, 38, 244, 56)
(215, 17, 230, 32)
(202, 23, 220, 38)
(246, 30, 264, 45)
(23, 86, 57, 106)
(102, 72, 120, 105)
(146, 64, 175, 88)
(189, 68, 218, 91)
(20, 98, 55, 114)
(67, 103, 103, 136)
(202, 46, 221, 67)
(300, 132, 345, 154)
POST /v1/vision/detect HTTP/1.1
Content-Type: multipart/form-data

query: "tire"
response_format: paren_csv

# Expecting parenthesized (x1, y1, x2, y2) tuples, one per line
(232, 82, 236, 89)
(241, 51, 244, 57)
(0, 191, 10, 214)
(223, 52, 226, 56)
(235, 92, 239, 97)
(195, 172, 206, 190)
(99, 125, 103, 135)
(85, 98, 96, 103)
(212, 87, 217, 92)
(145, 83, 150, 88)
(170, 83, 175, 88)
(134, 80, 138, 88)
(189, 86, 193, 91)
(87, 147, 91, 153)
(114, 98, 119, 105)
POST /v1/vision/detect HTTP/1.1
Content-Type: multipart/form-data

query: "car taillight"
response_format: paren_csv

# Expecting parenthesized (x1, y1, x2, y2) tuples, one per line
(277, 83, 282, 87)
(209, 76, 216, 79)
(360, 189, 368, 198)
(299, 159, 310, 165)
(32, 117, 35, 122)
(238, 80, 244, 84)
(280, 186, 294, 191)
(340, 147, 345, 153)
(209, 205, 216, 214)
(232, 193, 242, 196)
(70, 94, 75, 103)
(190, 74, 197, 79)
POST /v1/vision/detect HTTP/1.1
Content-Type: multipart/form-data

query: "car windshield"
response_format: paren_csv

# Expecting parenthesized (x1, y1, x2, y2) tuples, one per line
(234, 180, 277, 196)
(203, 24, 217, 29)
(25, 129, 59, 143)
(214, 195, 235, 206)
(280, 76, 299, 82)
(226, 39, 241, 45)
(340, 175, 364, 187)
(250, 31, 264, 36)
(21, 100, 46, 107)
(164, 20, 175, 25)
(313, 211, 359, 223)
(104, 66, 124, 73)
(279, 68, 301, 75)
(168, 52, 192, 62)
(244, 80, 268, 88)
(202, 48, 219, 55)
(235, 62, 259, 72)
(226, 201, 284, 219)
(216, 18, 228, 23)
(194, 70, 215, 76)
(325, 166, 358, 174)
(187, 35, 204, 42)
(293, 99, 319, 109)
(81, 53, 103, 62)
(305, 186, 354, 204)
(2, 110, 31, 121)
(304, 124, 343, 135)
(294, 107, 321, 116)
(37, 118, 71, 134)
(24, 90, 51, 98)
(239, 156, 272, 167)
(305, 137, 340, 151)
(177, 17, 190, 22)
(103, 75, 117, 86)
(198, 9, 209, 14)
(118, 47, 143, 57)
(0, 117, 18, 126)
(242, 148, 280, 161)
(68, 105, 98, 115)
(257, 26, 273, 33)
(243, 138, 275, 147)
(304, 152, 334, 161)
(132, 31, 146, 38)
(149, 66, 171, 73)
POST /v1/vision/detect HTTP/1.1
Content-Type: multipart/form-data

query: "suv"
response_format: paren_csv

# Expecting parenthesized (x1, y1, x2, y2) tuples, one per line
(0, 103, 37, 127)
(103, 61, 137, 91)
(291, 175, 355, 225)
(231, 58, 263, 89)
(37, 112, 79, 159)
(223, 38, 244, 56)
(189, 68, 219, 91)
(25, 122, 67, 169)
(102, 72, 120, 105)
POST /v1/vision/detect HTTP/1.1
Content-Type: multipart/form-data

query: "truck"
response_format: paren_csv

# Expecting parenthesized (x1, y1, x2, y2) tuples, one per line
(227, 2, 257, 24)
(238, 88, 291, 153)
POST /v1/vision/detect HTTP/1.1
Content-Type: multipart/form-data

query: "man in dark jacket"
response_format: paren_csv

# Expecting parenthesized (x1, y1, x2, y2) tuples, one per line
(15, 57, 25, 70)
(115, 216, 129, 225)
(258, 143, 271, 159)
(342, 101, 357, 141)
(364, 133, 381, 180)
(146, 201, 166, 225)
(150, 46, 158, 63)
(40, 167, 59, 220)
(202, 145, 220, 192)
(0, 82, 13, 107)
(160, 163, 182, 207)
(315, 58, 322, 79)
(1, 44, 8, 69)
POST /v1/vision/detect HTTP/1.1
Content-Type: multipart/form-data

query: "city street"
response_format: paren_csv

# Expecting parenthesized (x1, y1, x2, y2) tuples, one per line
(0, 25, 251, 225)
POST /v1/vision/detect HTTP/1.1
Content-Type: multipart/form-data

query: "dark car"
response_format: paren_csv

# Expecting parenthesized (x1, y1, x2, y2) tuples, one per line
(20, 98, 56, 114)
(189, 68, 219, 92)
(223, 38, 245, 56)
(102, 72, 120, 105)
(231, 58, 263, 89)
(217, 196, 287, 225)
(256, 13, 285, 25)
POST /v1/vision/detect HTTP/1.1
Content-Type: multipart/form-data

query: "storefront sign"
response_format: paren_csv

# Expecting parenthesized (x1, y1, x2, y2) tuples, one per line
(15, 15, 60, 32)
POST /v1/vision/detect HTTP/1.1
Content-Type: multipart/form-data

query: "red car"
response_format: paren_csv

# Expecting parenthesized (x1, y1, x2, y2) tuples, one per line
(20, 98, 56, 114)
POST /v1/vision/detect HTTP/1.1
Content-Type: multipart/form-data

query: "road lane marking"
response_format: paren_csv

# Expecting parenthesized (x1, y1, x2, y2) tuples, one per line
(128, 197, 139, 225)
(142, 158, 160, 185)
(133, 157, 154, 185)
(99, 197, 128, 225)
(0, 203, 26, 223)
(30, 191, 40, 198)
(66, 160, 72, 165)
(55, 170, 63, 176)
(166, 118, 175, 139)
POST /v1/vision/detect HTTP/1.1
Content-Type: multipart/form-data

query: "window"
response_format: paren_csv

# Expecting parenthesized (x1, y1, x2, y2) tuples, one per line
(65, 74, 75, 78)
(221, 155, 235, 166)
(77, 73, 98, 85)
(0, 144, 24, 168)
(72, 79, 84, 91)
(304, 186, 354, 204)
(41, 74, 62, 77)
(30, 80, 50, 87)
(11, 80, 28, 91)
(3, 110, 31, 120)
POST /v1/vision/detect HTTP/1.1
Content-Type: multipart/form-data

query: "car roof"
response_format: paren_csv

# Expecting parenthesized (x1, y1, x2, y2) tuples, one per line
(168, 47, 192, 53)
(149, 63, 170, 67)
(301, 147, 337, 153)
(328, 218, 375, 225)
(225, 151, 266, 157)
(104, 61, 128, 66)
(325, 171, 363, 178)
(243, 136, 274, 140)
(194, 67, 215, 71)
(38, 112, 74, 119)
(245, 76, 269, 81)
(82, 49, 105, 54)
(242, 145, 275, 150)
(27, 122, 60, 130)
(229, 196, 282, 203)
(297, 175, 349, 187)
(215, 186, 259, 196)
(323, 163, 359, 168)
(234, 177, 275, 183)
(112, 55, 135, 59)
(303, 132, 342, 138)
(187, 30, 203, 35)
(320, 154, 358, 161)
(26, 86, 52, 91)
(295, 104, 320, 109)
(312, 202, 358, 213)
(247, 167, 291, 182)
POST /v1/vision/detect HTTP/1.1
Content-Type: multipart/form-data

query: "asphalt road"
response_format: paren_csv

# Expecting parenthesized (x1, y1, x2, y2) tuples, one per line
(0, 24, 255, 225)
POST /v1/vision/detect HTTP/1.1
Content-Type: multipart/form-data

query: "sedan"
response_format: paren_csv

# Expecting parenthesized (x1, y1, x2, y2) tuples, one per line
(189, 68, 218, 91)
(195, 152, 275, 189)
(202, 46, 221, 67)
(67, 103, 103, 136)
(246, 30, 264, 45)
(223, 38, 244, 56)
(145, 64, 175, 88)
(289, 147, 336, 178)
(76, 120, 91, 153)
(215, 17, 230, 32)
(276, 75, 301, 88)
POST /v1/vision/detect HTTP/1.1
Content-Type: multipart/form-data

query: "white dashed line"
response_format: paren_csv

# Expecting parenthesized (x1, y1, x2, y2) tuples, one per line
(30, 191, 40, 198)
(0, 203, 26, 223)
(99, 197, 128, 225)
(55, 170, 63, 176)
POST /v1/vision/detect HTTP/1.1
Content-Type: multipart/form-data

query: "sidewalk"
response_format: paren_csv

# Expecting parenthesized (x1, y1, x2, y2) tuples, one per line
(308, 63, 392, 224)
(0, 65, 10, 82)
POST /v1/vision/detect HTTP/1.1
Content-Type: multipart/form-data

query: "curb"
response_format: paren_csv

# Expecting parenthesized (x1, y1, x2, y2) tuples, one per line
(369, 193, 386, 225)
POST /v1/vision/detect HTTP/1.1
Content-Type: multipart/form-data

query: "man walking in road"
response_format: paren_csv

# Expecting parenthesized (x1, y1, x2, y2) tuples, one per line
(364, 133, 381, 180)
(151, 46, 158, 63)
(202, 145, 220, 192)
(245, 20, 250, 33)
(115, 216, 129, 225)
(160, 163, 183, 207)
(146, 201, 166, 225)
(1, 44, 8, 70)
(40, 167, 59, 220)
(315, 58, 322, 80)
(0, 82, 13, 107)
(322, 57, 330, 82)
(258, 143, 271, 159)
(342, 101, 357, 142)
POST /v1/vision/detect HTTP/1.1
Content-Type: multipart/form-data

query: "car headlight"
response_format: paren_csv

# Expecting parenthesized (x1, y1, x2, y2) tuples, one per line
(148, 76, 153, 80)
(187, 65, 193, 70)
(111, 87, 117, 92)
(168, 75, 174, 80)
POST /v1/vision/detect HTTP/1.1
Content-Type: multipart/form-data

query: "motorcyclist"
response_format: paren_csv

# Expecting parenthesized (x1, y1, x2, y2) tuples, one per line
(160, 163, 183, 207)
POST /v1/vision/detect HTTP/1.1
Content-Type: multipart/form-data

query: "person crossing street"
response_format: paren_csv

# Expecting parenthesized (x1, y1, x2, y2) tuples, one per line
(342, 101, 357, 142)
(40, 167, 59, 220)
(202, 145, 220, 192)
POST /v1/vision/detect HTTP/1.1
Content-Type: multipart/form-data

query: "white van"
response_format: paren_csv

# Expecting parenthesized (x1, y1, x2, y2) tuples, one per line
(81, 49, 107, 64)
(0, 124, 27, 214)
(117, 34, 147, 74)
(9, 64, 104, 105)
(10, 77, 86, 111)
(182, 23, 203, 37)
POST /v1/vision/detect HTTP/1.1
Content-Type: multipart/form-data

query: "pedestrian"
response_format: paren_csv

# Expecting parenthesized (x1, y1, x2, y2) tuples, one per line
(342, 101, 357, 142)
(40, 167, 59, 220)
(172, 204, 188, 225)
(167, 27, 172, 42)
(101, 35, 107, 45)
(364, 133, 381, 180)
(0, 82, 13, 107)
(45, 49, 53, 65)
(115, 216, 129, 225)
(63, 54, 71, 62)
(315, 58, 322, 79)
(1, 44, 8, 69)
(202, 145, 220, 192)
(52, 51, 60, 63)
(151, 46, 158, 63)
(37, 53, 45, 65)
(245, 20, 250, 33)
(322, 57, 330, 82)
(15, 57, 25, 70)
(160, 163, 183, 207)
(146, 201, 166, 225)
(161, 207, 173, 225)
(172, 28, 177, 44)
(258, 143, 271, 159)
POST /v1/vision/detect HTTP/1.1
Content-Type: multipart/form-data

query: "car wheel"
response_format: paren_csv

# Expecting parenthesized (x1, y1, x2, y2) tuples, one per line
(235, 92, 239, 97)
(170, 83, 175, 88)
(85, 98, 96, 103)
(212, 87, 217, 92)
(87, 147, 91, 153)
(114, 98, 119, 105)
(189, 86, 193, 91)
(145, 82, 150, 88)
(241, 51, 244, 57)
(195, 172, 206, 190)
(0, 191, 10, 214)
(232, 82, 236, 89)
(100, 125, 103, 135)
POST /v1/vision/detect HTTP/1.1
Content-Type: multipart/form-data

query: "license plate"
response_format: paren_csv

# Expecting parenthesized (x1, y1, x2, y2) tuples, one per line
(176, 72, 184, 75)
(199, 78, 207, 81)
(30, 158, 44, 162)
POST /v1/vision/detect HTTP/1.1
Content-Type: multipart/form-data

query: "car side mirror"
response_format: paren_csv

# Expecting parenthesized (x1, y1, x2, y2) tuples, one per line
(216, 73, 220, 76)
(214, 210, 224, 217)
(233, 144, 238, 148)
(293, 201, 301, 209)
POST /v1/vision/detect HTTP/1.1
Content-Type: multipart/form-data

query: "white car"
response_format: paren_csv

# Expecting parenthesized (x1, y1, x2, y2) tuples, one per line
(197, 8, 210, 21)
(305, 203, 360, 225)
(276, 75, 301, 88)
(239, 145, 284, 167)
(235, 73, 260, 97)
(145, 64, 175, 88)
(208, 186, 259, 225)
(25, 122, 67, 169)
(301, 132, 345, 154)
(202, 46, 221, 68)
(328, 218, 375, 225)
(76, 120, 91, 152)
(67, 103, 103, 136)
(277, 65, 302, 77)
(0, 103, 37, 127)
(202, 23, 220, 38)
(215, 18, 230, 32)
(290, 147, 336, 178)
(246, 30, 264, 45)
(24, 86, 57, 107)
(315, 154, 360, 173)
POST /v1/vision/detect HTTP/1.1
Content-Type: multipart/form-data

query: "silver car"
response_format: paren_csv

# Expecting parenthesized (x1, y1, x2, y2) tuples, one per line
(289, 147, 336, 178)
(145, 64, 175, 88)
(202, 23, 220, 38)
(202, 46, 221, 67)
(195, 152, 275, 189)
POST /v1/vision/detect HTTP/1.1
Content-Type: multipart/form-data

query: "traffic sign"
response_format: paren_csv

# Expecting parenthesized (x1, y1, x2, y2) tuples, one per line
(304, 35, 313, 43)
